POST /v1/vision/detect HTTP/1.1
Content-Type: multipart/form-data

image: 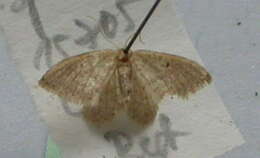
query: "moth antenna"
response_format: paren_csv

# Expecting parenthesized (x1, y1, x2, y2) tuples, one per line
(124, 32, 145, 49)
(123, 0, 162, 54)
(138, 33, 145, 45)
(86, 16, 120, 50)
(97, 23, 120, 50)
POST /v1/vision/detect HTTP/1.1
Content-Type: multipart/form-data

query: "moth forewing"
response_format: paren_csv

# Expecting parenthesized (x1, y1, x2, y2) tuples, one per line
(131, 53, 168, 104)
(39, 50, 118, 106)
(133, 50, 212, 99)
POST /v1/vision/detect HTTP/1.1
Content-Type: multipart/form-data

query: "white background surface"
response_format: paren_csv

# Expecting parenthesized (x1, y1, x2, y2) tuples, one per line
(0, 0, 259, 157)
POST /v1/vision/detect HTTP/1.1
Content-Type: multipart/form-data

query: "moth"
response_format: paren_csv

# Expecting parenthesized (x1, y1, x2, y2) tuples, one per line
(39, 0, 211, 126)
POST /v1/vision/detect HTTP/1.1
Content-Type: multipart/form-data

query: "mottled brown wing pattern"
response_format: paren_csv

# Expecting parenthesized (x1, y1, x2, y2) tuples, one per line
(82, 67, 125, 124)
(39, 49, 211, 126)
(132, 50, 212, 100)
(39, 50, 118, 106)
(126, 68, 159, 125)
(131, 53, 169, 106)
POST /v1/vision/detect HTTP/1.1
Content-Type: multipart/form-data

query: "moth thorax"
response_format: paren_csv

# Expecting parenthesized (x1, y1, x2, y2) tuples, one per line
(117, 49, 132, 62)
(118, 63, 132, 99)
(118, 64, 131, 77)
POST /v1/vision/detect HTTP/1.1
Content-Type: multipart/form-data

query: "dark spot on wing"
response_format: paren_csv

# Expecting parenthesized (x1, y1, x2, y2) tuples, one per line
(166, 62, 170, 67)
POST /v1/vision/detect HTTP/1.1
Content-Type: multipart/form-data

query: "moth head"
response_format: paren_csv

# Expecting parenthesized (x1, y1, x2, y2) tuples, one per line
(117, 49, 133, 63)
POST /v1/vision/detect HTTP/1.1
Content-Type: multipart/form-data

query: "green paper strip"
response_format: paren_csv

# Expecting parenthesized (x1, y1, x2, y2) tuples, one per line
(46, 137, 62, 158)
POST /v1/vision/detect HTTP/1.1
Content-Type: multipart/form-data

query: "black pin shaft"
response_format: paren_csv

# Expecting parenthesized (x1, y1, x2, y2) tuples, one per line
(123, 0, 162, 54)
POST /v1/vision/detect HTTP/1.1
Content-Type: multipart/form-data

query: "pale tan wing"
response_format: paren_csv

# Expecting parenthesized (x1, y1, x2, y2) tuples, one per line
(82, 67, 125, 124)
(126, 68, 159, 126)
(39, 49, 118, 106)
(131, 49, 212, 100)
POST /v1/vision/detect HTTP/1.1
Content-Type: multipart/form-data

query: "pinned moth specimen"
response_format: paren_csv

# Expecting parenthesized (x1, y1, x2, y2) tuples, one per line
(39, 0, 211, 126)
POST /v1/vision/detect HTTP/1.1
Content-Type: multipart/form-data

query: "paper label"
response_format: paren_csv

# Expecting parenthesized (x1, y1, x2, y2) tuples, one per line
(0, 0, 244, 157)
